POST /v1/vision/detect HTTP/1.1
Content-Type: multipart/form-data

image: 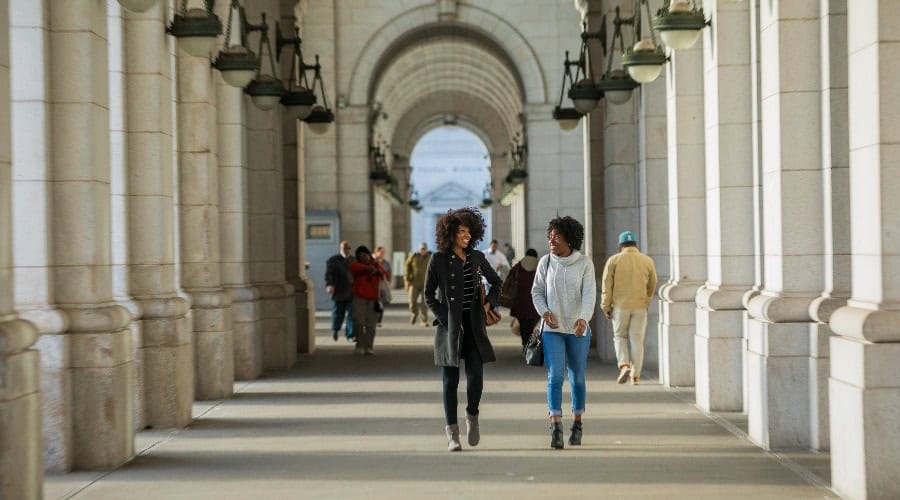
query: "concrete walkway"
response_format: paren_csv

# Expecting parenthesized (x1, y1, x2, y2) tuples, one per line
(46, 303, 835, 499)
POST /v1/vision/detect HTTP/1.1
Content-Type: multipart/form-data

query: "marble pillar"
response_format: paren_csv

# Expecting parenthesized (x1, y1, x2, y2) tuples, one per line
(177, 34, 233, 400)
(9, 0, 72, 472)
(390, 156, 412, 259)
(694, 0, 754, 412)
(745, 0, 824, 450)
(108, 2, 146, 431)
(637, 76, 668, 375)
(120, 2, 195, 430)
(244, 7, 296, 371)
(828, 0, 900, 497)
(0, 0, 43, 494)
(659, 41, 706, 388)
(288, 112, 316, 354)
(49, 0, 135, 469)
(217, 57, 262, 381)
(804, 0, 849, 452)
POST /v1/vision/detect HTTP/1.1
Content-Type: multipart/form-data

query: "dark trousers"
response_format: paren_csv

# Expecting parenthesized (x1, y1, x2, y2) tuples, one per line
(441, 311, 484, 426)
(331, 298, 354, 339)
(518, 317, 539, 347)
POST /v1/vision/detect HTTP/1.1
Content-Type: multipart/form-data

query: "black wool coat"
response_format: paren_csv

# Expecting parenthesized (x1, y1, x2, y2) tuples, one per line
(425, 249, 503, 367)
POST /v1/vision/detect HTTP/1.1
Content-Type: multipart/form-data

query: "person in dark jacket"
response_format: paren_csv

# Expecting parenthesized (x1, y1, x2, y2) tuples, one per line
(508, 248, 541, 348)
(325, 240, 354, 342)
(425, 207, 502, 452)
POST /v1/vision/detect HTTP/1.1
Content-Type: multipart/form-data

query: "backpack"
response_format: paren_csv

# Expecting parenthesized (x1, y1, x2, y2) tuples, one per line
(499, 265, 519, 308)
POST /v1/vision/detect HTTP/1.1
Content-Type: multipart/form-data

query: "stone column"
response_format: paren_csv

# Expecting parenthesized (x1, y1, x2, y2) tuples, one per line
(373, 186, 393, 250)
(118, 1, 194, 428)
(49, 0, 135, 468)
(524, 104, 583, 253)
(390, 156, 411, 260)
(333, 106, 372, 248)
(637, 76, 668, 374)
(176, 30, 233, 400)
(828, 1, 900, 497)
(10, 0, 71, 472)
(745, 0, 824, 449)
(217, 60, 262, 381)
(659, 40, 706, 388)
(287, 110, 316, 354)
(108, 3, 145, 431)
(244, 6, 296, 371)
(0, 0, 42, 494)
(804, 0, 849, 452)
(694, 0, 754, 411)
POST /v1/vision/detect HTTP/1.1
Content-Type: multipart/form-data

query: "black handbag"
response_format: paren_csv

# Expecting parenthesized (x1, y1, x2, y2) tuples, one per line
(524, 323, 544, 366)
(524, 258, 550, 367)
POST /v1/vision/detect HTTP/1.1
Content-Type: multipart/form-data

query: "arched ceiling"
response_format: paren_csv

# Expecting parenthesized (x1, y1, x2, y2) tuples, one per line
(370, 29, 525, 161)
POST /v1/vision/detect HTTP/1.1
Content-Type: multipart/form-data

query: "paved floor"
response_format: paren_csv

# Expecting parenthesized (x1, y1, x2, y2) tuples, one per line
(46, 303, 835, 499)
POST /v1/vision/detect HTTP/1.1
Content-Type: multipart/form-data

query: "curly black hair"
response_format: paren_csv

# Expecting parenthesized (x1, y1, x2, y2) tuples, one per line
(435, 207, 487, 253)
(547, 216, 584, 251)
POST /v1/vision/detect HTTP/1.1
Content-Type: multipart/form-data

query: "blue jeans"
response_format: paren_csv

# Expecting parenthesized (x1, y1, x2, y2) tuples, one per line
(543, 328, 591, 417)
(331, 298, 354, 339)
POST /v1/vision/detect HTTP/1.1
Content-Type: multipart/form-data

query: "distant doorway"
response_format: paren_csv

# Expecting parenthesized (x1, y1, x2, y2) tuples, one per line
(409, 126, 491, 251)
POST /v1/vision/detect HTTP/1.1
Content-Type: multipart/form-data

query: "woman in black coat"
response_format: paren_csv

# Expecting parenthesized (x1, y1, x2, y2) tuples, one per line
(425, 207, 502, 452)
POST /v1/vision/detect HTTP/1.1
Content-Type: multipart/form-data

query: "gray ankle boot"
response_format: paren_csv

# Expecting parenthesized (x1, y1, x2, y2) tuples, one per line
(445, 424, 462, 452)
(465, 414, 480, 446)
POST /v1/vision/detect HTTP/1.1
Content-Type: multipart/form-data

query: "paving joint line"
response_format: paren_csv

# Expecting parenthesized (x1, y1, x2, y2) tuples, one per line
(62, 380, 257, 499)
(665, 386, 836, 498)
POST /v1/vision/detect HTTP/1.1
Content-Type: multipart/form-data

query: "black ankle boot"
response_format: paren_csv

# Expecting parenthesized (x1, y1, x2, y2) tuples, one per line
(550, 422, 564, 449)
(569, 421, 582, 445)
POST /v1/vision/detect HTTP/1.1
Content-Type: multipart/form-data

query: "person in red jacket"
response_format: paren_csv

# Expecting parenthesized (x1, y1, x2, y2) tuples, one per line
(348, 246, 385, 355)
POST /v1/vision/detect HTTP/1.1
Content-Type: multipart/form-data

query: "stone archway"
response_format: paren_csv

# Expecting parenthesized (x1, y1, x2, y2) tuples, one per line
(347, 3, 547, 106)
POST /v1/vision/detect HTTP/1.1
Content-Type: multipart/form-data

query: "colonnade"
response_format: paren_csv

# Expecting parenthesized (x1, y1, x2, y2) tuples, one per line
(579, 1, 898, 498)
(1, 1, 309, 496)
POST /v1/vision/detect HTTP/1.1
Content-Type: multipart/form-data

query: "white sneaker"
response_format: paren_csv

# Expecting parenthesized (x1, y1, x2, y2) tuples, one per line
(364, 347, 375, 356)
(353, 346, 364, 355)
(617, 365, 632, 384)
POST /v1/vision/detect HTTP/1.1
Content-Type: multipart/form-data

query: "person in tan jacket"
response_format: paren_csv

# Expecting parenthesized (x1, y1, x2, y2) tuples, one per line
(405, 242, 432, 326)
(600, 230, 658, 385)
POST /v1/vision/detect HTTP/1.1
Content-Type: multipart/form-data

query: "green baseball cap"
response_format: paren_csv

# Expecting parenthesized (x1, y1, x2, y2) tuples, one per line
(618, 231, 636, 244)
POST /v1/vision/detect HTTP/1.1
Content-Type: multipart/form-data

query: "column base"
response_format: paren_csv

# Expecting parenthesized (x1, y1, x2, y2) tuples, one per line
(745, 318, 812, 450)
(808, 322, 830, 451)
(189, 290, 234, 401)
(829, 336, 900, 500)
(658, 283, 699, 387)
(695, 308, 743, 411)
(139, 296, 193, 429)
(227, 286, 262, 381)
(258, 283, 297, 371)
(0, 318, 42, 499)
(292, 277, 316, 354)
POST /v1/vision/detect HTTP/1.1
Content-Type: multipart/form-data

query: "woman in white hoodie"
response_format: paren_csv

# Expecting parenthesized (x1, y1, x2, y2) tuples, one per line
(531, 216, 596, 449)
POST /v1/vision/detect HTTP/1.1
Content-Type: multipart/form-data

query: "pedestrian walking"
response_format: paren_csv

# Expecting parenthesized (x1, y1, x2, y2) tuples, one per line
(531, 216, 596, 449)
(325, 240, 354, 342)
(484, 239, 511, 281)
(348, 246, 385, 356)
(425, 207, 502, 452)
(502, 242, 516, 264)
(600, 230, 658, 386)
(373, 246, 392, 326)
(505, 248, 541, 349)
(405, 242, 432, 326)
